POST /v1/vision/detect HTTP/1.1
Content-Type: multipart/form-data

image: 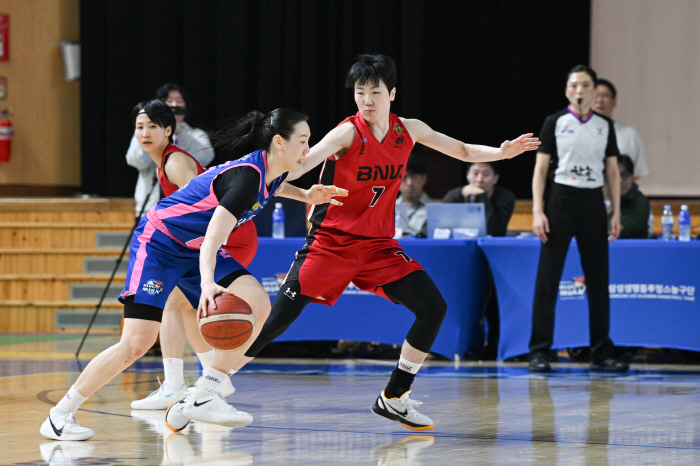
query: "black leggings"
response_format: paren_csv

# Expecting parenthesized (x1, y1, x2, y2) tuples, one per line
(245, 270, 447, 357)
(529, 183, 613, 361)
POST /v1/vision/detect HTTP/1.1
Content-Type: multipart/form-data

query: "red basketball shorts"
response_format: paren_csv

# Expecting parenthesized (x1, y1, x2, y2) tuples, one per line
(285, 228, 423, 305)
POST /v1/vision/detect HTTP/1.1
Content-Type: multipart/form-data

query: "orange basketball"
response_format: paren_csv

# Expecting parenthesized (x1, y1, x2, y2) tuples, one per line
(199, 294, 255, 351)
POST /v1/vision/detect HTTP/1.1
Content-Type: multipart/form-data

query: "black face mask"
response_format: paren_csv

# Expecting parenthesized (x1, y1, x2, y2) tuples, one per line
(170, 106, 186, 116)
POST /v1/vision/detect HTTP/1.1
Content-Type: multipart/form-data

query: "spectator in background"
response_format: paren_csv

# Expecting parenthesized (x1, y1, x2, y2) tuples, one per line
(442, 161, 515, 236)
(615, 155, 650, 239)
(126, 83, 214, 216)
(593, 78, 649, 178)
(395, 153, 435, 238)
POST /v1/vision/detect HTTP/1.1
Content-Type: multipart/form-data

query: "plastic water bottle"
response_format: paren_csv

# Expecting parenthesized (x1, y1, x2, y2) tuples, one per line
(647, 212, 654, 239)
(272, 203, 285, 238)
(678, 204, 691, 241)
(661, 204, 674, 241)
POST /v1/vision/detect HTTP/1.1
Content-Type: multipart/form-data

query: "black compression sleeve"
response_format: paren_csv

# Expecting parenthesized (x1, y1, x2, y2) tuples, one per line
(212, 166, 261, 220)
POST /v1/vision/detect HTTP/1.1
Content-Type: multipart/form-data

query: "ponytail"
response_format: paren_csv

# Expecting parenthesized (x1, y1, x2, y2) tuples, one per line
(211, 108, 308, 153)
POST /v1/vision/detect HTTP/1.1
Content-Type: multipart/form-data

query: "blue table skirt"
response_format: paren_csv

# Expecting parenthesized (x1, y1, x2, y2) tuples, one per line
(478, 237, 700, 360)
(247, 238, 489, 359)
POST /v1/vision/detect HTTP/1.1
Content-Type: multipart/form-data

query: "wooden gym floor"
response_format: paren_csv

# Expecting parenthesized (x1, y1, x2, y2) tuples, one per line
(2, 334, 700, 465)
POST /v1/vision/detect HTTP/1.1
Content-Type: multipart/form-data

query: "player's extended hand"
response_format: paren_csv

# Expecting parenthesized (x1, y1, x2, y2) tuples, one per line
(306, 184, 349, 206)
(500, 133, 541, 159)
(198, 281, 233, 320)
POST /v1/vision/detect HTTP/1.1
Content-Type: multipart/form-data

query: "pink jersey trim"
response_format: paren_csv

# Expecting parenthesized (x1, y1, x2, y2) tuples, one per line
(121, 220, 158, 298)
(567, 105, 594, 123)
(146, 210, 188, 248)
(148, 159, 266, 249)
(208, 160, 266, 198)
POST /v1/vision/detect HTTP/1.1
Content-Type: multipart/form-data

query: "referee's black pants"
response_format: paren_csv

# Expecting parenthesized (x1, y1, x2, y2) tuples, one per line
(529, 183, 614, 362)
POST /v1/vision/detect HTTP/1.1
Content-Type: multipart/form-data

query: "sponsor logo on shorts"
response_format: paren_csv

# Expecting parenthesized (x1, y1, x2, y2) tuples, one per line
(284, 288, 297, 300)
(142, 280, 164, 295)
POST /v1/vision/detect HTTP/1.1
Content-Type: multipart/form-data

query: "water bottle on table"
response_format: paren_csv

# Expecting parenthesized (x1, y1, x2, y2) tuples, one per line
(272, 203, 285, 238)
(661, 204, 674, 240)
(678, 204, 691, 241)
(647, 212, 654, 239)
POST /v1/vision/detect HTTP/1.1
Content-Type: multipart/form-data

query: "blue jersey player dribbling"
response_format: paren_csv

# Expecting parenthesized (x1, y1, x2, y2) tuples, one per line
(40, 108, 347, 441)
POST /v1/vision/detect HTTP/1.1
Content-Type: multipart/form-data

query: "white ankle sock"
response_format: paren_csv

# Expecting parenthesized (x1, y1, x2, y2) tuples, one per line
(196, 349, 216, 369)
(163, 358, 185, 389)
(197, 367, 227, 392)
(55, 386, 87, 414)
(398, 355, 422, 375)
(227, 369, 238, 377)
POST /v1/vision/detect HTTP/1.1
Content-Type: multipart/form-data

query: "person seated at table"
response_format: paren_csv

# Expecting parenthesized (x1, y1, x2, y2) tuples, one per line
(395, 153, 435, 238)
(615, 155, 650, 239)
(442, 161, 516, 237)
(442, 161, 515, 359)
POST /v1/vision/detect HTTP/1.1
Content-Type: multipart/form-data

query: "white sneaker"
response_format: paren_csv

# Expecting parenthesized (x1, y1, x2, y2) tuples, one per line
(131, 379, 189, 410)
(165, 388, 253, 432)
(371, 390, 435, 431)
(221, 377, 235, 398)
(40, 407, 95, 441)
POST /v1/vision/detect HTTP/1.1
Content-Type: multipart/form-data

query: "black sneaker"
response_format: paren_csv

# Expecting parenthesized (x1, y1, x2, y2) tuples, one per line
(590, 358, 629, 372)
(528, 353, 551, 372)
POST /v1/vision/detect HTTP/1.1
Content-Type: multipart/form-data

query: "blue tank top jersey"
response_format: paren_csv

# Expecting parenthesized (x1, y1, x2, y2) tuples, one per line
(147, 150, 283, 250)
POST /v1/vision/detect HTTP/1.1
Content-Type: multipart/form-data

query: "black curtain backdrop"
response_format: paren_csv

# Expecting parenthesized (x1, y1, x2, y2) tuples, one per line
(80, 0, 590, 199)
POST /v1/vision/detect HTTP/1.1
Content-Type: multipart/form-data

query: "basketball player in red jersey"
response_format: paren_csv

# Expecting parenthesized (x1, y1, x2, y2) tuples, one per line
(129, 99, 253, 409)
(236, 54, 540, 430)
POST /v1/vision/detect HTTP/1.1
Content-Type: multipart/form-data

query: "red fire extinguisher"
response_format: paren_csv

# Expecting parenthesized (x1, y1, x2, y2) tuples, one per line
(0, 110, 13, 163)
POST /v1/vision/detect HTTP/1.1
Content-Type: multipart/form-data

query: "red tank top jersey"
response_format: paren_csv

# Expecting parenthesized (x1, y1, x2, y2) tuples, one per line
(308, 112, 414, 238)
(158, 143, 205, 196)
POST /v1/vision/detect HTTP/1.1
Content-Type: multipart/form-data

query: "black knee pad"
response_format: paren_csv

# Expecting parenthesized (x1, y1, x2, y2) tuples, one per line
(382, 270, 447, 353)
(244, 281, 313, 358)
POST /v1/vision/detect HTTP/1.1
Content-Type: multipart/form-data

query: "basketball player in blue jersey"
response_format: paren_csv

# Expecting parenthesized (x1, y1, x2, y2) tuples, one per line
(40, 108, 348, 441)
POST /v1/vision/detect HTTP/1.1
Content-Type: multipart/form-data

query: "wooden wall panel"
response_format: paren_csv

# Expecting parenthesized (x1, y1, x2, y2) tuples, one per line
(0, 224, 132, 248)
(0, 0, 80, 187)
(0, 198, 135, 223)
(0, 275, 125, 300)
(0, 249, 119, 274)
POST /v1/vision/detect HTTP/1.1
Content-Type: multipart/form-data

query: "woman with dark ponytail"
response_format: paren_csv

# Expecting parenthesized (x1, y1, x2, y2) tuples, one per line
(40, 108, 348, 441)
(129, 99, 258, 411)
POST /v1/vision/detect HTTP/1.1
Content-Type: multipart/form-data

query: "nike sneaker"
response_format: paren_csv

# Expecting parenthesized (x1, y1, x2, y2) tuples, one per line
(371, 390, 435, 431)
(131, 379, 188, 410)
(165, 387, 253, 432)
(40, 407, 95, 441)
